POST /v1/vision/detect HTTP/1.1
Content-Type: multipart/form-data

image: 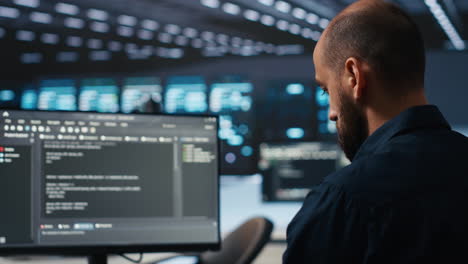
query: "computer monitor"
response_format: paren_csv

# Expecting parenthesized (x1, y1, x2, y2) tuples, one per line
(209, 76, 256, 175)
(257, 81, 317, 141)
(0, 82, 21, 110)
(259, 141, 348, 201)
(20, 86, 38, 110)
(79, 78, 119, 113)
(164, 76, 208, 114)
(0, 110, 220, 262)
(37, 79, 77, 111)
(121, 77, 163, 114)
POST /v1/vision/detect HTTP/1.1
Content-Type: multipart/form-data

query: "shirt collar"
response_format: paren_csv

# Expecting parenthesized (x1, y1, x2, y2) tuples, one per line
(353, 105, 451, 160)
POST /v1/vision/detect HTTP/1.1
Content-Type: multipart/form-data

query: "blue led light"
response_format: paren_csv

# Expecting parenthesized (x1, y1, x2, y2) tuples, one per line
(238, 124, 249, 135)
(227, 135, 244, 146)
(0, 90, 15, 101)
(327, 120, 337, 133)
(319, 123, 329, 134)
(225, 152, 237, 164)
(286, 83, 304, 95)
(316, 87, 329, 106)
(21, 90, 37, 110)
(241, 146, 253, 157)
(318, 109, 328, 121)
(286, 127, 305, 139)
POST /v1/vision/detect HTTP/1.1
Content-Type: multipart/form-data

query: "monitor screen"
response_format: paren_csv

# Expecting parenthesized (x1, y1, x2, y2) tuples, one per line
(37, 79, 77, 111)
(0, 110, 219, 255)
(258, 81, 317, 141)
(121, 77, 163, 114)
(209, 77, 255, 175)
(259, 141, 348, 201)
(79, 78, 119, 113)
(0, 82, 22, 109)
(314, 86, 336, 139)
(164, 76, 208, 114)
(20, 86, 38, 110)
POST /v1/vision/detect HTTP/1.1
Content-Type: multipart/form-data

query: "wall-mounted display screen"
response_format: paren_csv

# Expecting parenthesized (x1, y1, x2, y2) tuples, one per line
(79, 78, 119, 113)
(165, 76, 208, 114)
(258, 81, 317, 141)
(260, 141, 348, 201)
(121, 77, 163, 114)
(38, 79, 77, 111)
(210, 76, 255, 175)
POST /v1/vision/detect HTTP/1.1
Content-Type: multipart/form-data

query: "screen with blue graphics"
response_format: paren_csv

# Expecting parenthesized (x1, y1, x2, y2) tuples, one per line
(79, 78, 119, 113)
(121, 77, 163, 114)
(164, 76, 208, 114)
(209, 76, 255, 175)
(37, 79, 77, 111)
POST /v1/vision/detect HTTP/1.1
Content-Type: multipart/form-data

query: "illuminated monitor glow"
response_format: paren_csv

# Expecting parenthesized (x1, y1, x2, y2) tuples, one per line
(259, 81, 317, 141)
(209, 79, 255, 175)
(20, 87, 38, 110)
(0, 90, 15, 102)
(0, 87, 17, 110)
(164, 76, 208, 114)
(121, 77, 163, 114)
(79, 78, 119, 113)
(315, 86, 336, 135)
(0, 110, 220, 259)
(260, 141, 348, 201)
(38, 79, 77, 111)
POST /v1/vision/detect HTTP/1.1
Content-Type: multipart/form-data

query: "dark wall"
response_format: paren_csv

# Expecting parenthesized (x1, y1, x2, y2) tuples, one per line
(425, 52, 468, 126)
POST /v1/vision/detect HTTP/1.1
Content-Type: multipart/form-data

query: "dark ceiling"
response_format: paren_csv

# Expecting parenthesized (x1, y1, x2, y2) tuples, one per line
(0, 0, 466, 72)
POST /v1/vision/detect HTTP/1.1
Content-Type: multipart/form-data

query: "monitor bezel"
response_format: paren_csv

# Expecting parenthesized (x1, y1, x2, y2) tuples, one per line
(0, 109, 221, 256)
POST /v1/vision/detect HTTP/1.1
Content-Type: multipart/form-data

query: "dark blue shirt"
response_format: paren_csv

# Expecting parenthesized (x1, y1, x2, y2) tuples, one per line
(283, 105, 468, 264)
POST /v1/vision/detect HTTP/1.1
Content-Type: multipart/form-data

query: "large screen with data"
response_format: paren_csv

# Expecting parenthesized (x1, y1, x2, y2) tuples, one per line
(0, 110, 219, 253)
(256, 80, 343, 201)
(79, 78, 119, 113)
(209, 76, 255, 175)
(4, 75, 258, 176)
(259, 141, 347, 201)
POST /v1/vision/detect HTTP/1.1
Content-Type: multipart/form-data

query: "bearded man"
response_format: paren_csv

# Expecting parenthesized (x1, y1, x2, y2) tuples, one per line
(283, 0, 468, 263)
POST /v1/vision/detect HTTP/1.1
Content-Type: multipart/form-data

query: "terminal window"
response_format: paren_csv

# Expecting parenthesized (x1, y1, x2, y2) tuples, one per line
(0, 110, 219, 247)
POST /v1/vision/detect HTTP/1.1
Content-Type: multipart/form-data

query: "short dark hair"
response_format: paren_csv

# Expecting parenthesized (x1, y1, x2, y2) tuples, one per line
(324, 0, 426, 90)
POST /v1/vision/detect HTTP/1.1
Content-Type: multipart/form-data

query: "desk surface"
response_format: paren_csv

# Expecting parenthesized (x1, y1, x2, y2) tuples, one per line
(0, 243, 286, 264)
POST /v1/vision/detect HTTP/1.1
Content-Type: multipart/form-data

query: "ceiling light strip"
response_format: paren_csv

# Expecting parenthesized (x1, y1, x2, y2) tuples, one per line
(424, 0, 465, 50)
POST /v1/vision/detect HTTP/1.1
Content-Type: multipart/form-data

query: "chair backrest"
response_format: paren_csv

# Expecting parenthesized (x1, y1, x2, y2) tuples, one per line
(199, 217, 274, 264)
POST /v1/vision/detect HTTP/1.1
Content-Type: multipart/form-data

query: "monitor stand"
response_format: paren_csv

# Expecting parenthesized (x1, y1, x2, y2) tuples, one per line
(88, 254, 107, 264)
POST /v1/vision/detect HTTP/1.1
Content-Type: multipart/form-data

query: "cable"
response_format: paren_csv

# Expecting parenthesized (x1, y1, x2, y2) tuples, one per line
(119, 253, 144, 263)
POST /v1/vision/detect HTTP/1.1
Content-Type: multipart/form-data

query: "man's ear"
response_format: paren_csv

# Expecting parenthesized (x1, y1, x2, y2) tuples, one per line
(344, 57, 366, 101)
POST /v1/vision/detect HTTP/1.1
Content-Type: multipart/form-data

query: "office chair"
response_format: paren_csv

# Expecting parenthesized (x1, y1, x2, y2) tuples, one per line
(152, 217, 274, 264)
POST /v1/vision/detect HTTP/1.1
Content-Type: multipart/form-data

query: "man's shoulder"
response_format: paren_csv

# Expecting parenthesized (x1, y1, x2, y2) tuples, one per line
(324, 149, 468, 204)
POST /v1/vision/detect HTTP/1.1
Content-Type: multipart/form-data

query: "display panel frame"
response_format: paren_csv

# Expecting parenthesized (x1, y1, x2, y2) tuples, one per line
(0, 109, 221, 256)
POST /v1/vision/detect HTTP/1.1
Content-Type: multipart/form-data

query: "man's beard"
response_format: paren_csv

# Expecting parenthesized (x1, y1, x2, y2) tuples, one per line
(336, 91, 368, 161)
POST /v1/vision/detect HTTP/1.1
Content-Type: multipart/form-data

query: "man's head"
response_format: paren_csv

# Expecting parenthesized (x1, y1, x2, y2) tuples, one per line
(314, 0, 427, 161)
